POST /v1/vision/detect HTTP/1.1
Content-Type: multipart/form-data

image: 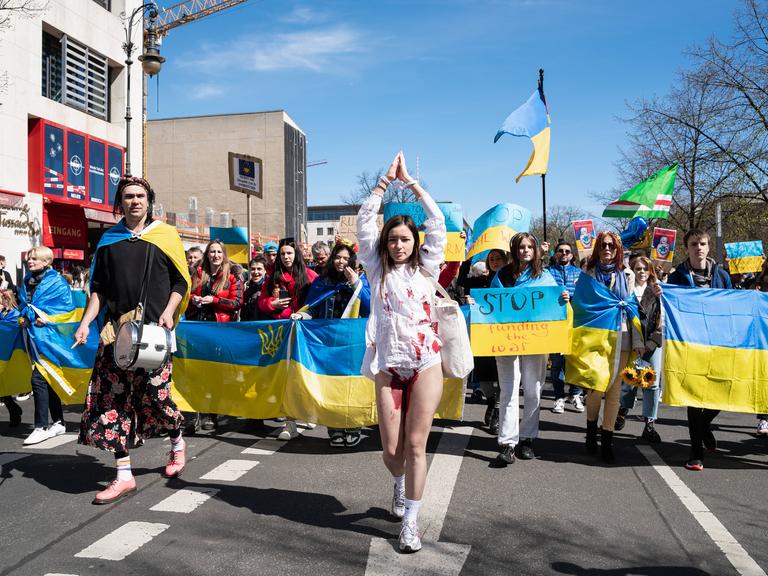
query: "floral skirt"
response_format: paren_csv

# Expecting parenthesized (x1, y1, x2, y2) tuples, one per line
(78, 344, 183, 453)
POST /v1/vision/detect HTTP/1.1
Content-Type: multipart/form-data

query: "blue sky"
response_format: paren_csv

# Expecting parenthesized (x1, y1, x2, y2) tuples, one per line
(147, 0, 737, 223)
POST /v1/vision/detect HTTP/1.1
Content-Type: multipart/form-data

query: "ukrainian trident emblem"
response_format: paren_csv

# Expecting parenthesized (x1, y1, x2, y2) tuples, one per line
(258, 324, 284, 358)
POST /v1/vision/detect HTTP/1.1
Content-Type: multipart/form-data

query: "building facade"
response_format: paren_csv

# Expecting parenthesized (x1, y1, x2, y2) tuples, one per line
(146, 111, 307, 244)
(0, 0, 143, 280)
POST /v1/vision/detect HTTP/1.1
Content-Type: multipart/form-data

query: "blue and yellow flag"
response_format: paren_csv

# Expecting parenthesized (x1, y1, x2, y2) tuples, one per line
(566, 273, 642, 392)
(494, 73, 551, 183)
(0, 311, 32, 397)
(662, 285, 768, 413)
(210, 226, 249, 265)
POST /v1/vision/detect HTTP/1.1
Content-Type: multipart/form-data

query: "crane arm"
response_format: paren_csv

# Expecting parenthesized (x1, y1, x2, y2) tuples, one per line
(152, 0, 247, 36)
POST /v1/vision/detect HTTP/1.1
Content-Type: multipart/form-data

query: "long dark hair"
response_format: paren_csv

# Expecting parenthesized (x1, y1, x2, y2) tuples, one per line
(264, 238, 312, 298)
(377, 215, 420, 291)
(323, 242, 357, 284)
(113, 176, 155, 223)
(586, 231, 625, 271)
(502, 232, 542, 284)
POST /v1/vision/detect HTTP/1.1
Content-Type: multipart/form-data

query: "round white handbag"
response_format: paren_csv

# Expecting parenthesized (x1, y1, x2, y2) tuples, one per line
(114, 320, 172, 372)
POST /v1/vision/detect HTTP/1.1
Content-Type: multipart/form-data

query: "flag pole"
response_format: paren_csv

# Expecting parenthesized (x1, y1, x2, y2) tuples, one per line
(539, 68, 547, 242)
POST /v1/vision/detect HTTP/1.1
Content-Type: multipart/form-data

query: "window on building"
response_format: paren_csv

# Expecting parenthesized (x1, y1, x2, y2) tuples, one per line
(42, 30, 111, 121)
(316, 227, 323, 236)
(92, 0, 110, 9)
(327, 227, 334, 236)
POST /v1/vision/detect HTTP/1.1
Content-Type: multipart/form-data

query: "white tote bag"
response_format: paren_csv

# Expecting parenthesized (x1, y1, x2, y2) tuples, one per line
(420, 269, 474, 379)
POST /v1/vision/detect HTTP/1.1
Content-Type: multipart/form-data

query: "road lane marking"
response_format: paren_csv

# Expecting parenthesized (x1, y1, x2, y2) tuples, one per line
(74, 521, 169, 561)
(199, 459, 259, 481)
(241, 438, 283, 456)
(637, 445, 767, 576)
(25, 434, 77, 450)
(150, 487, 220, 513)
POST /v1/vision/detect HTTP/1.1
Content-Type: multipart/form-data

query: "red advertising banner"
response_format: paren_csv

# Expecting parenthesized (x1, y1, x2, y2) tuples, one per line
(43, 204, 87, 250)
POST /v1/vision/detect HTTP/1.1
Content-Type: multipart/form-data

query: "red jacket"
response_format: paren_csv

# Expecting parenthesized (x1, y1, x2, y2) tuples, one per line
(189, 267, 243, 322)
(257, 268, 318, 319)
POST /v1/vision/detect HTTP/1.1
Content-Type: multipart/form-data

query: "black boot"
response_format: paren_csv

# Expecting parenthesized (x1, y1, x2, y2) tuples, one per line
(489, 405, 499, 435)
(586, 419, 598, 454)
(484, 394, 495, 426)
(2, 396, 22, 427)
(614, 407, 628, 431)
(601, 429, 615, 463)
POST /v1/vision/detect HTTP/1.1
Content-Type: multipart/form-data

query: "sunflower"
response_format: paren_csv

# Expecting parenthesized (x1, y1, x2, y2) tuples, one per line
(640, 367, 657, 388)
(621, 366, 639, 385)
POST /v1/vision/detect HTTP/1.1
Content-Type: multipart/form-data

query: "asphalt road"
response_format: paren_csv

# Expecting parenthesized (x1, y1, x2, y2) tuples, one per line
(1, 387, 766, 576)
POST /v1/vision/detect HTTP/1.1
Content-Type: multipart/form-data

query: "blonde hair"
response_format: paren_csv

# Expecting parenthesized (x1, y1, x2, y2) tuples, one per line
(27, 246, 54, 264)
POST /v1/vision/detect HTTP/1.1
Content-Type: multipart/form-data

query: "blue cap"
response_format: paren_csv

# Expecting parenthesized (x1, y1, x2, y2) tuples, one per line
(264, 241, 278, 253)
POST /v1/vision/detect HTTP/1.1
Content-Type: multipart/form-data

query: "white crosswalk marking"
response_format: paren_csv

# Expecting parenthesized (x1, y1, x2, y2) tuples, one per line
(200, 459, 259, 481)
(25, 434, 77, 450)
(150, 487, 220, 513)
(241, 438, 282, 456)
(74, 521, 169, 561)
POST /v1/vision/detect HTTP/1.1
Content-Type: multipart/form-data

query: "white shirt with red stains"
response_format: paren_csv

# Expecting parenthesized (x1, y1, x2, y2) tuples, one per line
(356, 190, 447, 379)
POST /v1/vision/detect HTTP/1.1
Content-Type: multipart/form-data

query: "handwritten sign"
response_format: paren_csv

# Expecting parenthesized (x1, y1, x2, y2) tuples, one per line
(467, 203, 531, 259)
(725, 240, 764, 274)
(572, 219, 595, 261)
(415, 231, 465, 262)
(651, 227, 676, 267)
(470, 286, 571, 356)
(338, 214, 384, 244)
(384, 202, 464, 233)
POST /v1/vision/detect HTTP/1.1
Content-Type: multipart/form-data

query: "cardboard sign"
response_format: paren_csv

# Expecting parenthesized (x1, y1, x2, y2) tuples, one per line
(470, 286, 571, 356)
(467, 203, 531, 259)
(651, 228, 676, 267)
(725, 241, 764, 274)
(384, 202, 464, 233)
(572, 220, 595, 260)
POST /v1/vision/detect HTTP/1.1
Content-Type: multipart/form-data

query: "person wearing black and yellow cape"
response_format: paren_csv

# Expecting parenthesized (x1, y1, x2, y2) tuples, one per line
(74, 177, 191, 505)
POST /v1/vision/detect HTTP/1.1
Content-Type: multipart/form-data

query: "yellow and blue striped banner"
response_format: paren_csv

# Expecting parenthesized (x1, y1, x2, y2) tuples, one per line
(210, 226, 249, 265)
(466, 203, 531, 260)
(725, 240, 764, 275)
(662, 285, 768, 413)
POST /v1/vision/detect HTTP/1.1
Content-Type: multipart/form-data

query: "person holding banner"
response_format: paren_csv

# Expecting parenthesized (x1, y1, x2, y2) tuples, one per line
(666, 229, 731, 471)
(490, 233, 569, 465)
(582, 231, 644, 463)
(306, 239, 371, 448)
(240, 257, 268, 321)
(74, 177, 190, 504)
(459, 249, 509, 433)
(357, 151, 446, 553)
(615, 256, 662, 443)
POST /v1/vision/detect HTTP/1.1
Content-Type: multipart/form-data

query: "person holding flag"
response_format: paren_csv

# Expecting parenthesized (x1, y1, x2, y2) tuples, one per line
(74, 176, 190, 505)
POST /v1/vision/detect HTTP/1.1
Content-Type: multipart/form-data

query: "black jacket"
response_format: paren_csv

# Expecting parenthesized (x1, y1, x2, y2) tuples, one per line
(637, 286, 662, 361)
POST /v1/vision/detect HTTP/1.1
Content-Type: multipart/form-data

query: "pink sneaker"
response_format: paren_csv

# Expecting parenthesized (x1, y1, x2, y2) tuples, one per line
(92, 478, 137, 505)
(164, 447, 185, 478)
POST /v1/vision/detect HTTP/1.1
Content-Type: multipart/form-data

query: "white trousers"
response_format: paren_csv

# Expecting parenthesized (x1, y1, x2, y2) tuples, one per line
(495, 354, 547, 447)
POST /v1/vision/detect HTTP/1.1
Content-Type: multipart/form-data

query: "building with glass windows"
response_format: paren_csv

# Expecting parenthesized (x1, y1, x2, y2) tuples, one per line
(0, 0, 142, 280)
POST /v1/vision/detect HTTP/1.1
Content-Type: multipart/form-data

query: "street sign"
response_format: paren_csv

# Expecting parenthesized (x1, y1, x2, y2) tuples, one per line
(228, 152, 263, 198)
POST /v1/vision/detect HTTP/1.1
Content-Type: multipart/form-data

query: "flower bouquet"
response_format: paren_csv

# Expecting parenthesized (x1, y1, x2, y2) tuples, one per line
(620, 355, 657, 389)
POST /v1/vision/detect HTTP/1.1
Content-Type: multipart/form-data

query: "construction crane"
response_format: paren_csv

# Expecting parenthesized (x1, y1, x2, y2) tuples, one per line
(141, 0, 248, 175)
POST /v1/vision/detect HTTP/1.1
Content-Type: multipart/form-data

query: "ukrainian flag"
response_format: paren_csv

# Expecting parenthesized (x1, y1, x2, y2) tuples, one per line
(210, 226, 249, 265)
(0, 313, 32, 397)
(566, 273, 642, 392)
(662, 285, 768, 413)
(494, 76, 551, 183)
(172, 320, 291, 419)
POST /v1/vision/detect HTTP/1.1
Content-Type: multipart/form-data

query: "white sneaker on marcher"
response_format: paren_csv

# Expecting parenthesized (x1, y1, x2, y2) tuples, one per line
(23, 427, 53, 446)
(398, 519, 422, 553)
(571, 395, 585, 413)
(299, 422, 316, 430)
(48, 421, 66, 437)
(552, 398, 565, 414)
(278, 420, 298, 440)
(391, 484, 405, 519)
(757, 419, 768, 436)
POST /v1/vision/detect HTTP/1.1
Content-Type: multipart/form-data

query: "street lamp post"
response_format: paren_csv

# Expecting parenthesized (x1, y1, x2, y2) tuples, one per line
(122, 2, 165, 177)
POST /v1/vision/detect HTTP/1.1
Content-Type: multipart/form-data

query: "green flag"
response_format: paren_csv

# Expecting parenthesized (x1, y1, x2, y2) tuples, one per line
(603, 164, 677, 219)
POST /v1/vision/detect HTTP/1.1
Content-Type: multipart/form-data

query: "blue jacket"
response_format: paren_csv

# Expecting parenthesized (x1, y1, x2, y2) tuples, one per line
(548, 263, 581, 297)
(667, 260, 732, 289)
(306, 274, 371, 319)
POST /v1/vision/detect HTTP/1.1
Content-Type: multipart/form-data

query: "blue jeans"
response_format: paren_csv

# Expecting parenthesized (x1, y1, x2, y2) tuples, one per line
(619, 347, 661, 421)
(31, 367, 63, 429)
(549, 354, 582, 399)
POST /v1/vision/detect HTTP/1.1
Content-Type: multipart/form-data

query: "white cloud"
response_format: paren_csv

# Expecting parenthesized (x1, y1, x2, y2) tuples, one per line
(281, 6, 327, 24)
(190, 25, 364, 74)
(190, 83, 225, 99)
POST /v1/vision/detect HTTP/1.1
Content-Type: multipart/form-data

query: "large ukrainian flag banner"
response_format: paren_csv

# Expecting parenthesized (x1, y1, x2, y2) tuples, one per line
(172, 320, 291, 419)
(566, 273, 641, 392)
(662, 285, 768, 413)
(0, 313, 32, 397)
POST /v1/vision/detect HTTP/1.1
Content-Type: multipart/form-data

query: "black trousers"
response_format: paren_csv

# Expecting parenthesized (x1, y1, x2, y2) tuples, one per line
(31, 367, 63, 429)
(687, 407, 719, 460)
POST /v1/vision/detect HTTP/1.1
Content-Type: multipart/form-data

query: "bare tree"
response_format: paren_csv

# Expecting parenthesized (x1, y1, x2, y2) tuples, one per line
(530, 205, 590, 244)
(342, 168, 417, 206)
(1, 1, 48, 99)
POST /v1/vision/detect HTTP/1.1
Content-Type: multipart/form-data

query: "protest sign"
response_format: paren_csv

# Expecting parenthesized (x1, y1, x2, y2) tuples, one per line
(651, 227, 676, 272)
(470, 286, 570, 356)
(467, 203, 531, 260)
(384, 202, 466, 261)
(572, 220, 595, 260)
(725, 241, 764, 274)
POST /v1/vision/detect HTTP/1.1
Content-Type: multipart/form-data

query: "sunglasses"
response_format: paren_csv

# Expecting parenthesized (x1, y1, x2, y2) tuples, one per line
(556, 249, 571, 254)
(600, 242, 616, 249)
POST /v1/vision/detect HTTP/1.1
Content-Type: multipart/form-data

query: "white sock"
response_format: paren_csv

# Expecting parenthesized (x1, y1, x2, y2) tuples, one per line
(170, 434, 185, 453)
(403, 498, 421, 523)
(393, 474, 405, 495)
(116, 456, 133, 481)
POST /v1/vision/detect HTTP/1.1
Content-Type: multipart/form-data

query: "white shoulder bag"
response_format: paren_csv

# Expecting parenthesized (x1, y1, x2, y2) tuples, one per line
(420, 268, 474, 379)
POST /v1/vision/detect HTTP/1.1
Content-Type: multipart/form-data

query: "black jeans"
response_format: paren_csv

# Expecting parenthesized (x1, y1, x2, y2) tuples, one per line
(31, 367, 63, 429)
(687, 407, 719, 460)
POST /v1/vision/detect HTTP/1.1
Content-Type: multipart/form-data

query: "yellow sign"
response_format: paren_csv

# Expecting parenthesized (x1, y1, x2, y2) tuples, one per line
(470, 319, 571, 356)
(417, 231, 465, 262)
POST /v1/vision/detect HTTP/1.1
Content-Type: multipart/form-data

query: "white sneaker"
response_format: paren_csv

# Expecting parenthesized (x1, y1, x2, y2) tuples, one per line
(48, 421, 66, 437)
(278, 421, 297, 440)
(552, 398, 565, 414)
(23, 427, 53, 446)
(15, 393, 32, 401)
(299, 422, 316, 430)
(571, 395, 585, 413)
(757, 419, 768, 436)
(391, 484, 405, 519)
(398, 519, 422, 553)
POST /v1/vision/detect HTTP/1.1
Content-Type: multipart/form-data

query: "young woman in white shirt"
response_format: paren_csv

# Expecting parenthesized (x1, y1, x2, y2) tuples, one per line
(357, 152, 447, 553)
